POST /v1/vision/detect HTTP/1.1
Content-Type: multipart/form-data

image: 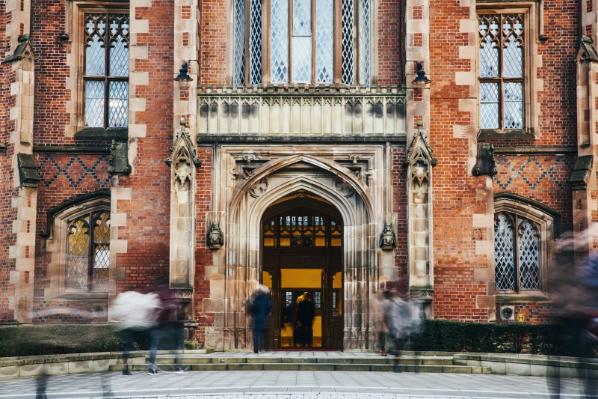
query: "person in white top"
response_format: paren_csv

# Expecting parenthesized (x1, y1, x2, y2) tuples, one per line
(110, 291, 160, 375)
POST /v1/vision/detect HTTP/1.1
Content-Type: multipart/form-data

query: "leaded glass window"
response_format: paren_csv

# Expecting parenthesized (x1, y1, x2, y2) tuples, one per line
(263, 214, 342, 248)
(494, 212, 541, 292)
(478, 13, 525, 130)
(84, 13, 129, 128)
(67, 210, 110, 291)
(233, 0, 371, 86)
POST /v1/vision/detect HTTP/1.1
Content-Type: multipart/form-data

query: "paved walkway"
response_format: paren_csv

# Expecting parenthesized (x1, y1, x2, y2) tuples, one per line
(0, 370, 595, 399)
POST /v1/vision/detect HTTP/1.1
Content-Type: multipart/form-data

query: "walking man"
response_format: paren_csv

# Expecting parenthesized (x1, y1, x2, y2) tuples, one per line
(248, 285, 272, 353)
(296, 292, 315, 348)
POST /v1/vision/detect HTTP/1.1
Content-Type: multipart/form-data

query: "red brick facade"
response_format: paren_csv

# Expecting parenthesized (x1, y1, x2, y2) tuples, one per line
(1, 0, 595, 348)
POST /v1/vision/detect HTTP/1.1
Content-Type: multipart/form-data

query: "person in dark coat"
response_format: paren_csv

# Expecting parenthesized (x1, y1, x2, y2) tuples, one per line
(248, 285, 272, 353)
(296, 291, 315, 348)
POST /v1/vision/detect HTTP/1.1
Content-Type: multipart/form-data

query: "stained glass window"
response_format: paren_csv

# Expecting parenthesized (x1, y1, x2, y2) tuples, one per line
(84, 12, 129, 128)
(478, 13, 525, 130)
(67, 210, 111, 291)
(234, 0, 371, 86)
(263, 214, 342, 248)
(494, 212, 541, 292)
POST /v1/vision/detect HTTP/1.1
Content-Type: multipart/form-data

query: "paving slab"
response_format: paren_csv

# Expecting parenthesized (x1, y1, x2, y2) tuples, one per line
(0, 370, 594, 399)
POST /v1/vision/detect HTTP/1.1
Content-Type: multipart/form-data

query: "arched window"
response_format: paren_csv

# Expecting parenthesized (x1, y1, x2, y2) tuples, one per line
(494, 212, 540, 291)
(494, 195, 556, 293)
(66, 208, 110, 291)
(263, 214, 342, 248)
(233, 0, 372, 86)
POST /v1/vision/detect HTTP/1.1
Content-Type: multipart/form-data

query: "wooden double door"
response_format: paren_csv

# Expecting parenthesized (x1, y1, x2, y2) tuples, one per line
(261, 202, 344, 350)
(263, 250, 343, 350)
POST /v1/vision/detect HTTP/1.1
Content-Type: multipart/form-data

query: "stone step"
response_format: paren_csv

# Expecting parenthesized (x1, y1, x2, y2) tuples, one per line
(119, 362, 491, 374)
(153, 356, 455, 366)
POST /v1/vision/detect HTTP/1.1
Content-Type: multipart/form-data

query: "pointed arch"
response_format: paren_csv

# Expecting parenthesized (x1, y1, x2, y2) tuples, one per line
(230, 154, 373, 219)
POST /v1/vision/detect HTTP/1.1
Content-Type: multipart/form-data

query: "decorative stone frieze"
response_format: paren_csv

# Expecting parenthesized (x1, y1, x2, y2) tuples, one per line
(197, 87, 406, 138)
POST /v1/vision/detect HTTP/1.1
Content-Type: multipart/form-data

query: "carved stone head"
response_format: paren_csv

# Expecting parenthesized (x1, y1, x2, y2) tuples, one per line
(207, 222, 224, 250)
(379, 224, 396, 251)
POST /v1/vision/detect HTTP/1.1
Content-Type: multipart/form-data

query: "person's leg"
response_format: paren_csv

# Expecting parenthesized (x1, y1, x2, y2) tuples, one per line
(259, 328, 266, 352)
(295, 323, 303, 347)
(35, 372, 48, 399)
(174, 323, 184, 370)
(148, 326, 161, 373)
(377, 331, 386, 355)
(575, 328, 597, 398)
(253, 328, 260, 353)
(392, 337, 403, 372)
(121, 329, 133, 375)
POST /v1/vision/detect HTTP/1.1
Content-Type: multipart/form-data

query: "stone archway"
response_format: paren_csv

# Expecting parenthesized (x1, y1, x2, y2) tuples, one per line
(203, 145, 394, 351)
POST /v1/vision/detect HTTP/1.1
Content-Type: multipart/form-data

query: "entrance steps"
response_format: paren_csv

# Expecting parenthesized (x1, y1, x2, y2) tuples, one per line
(118, 351, 492, 374)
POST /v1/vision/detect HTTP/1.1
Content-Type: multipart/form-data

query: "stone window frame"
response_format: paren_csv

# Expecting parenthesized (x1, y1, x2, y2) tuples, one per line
(230, 0, 377, 87)
(65, 0, 129, 135)
(494, 194, 555, 298)
(45, 194, 111, 299)
(476, 1, 542, 138)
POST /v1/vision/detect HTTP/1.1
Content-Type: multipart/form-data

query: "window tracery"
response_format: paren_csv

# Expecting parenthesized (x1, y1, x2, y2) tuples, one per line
(263, 215, 342, 248)
(494, 210, 544, 292)
(84, 12, 129, 128)
(234, 0, 372, 86)
(66, 209, 110, 291)
(478, 13, 525, 130)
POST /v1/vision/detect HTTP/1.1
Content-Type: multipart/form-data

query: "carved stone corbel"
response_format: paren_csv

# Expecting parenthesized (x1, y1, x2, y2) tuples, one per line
(206, 222, 224, 250)
(379, 224, 396, 251)
(472, 143, 497, 177)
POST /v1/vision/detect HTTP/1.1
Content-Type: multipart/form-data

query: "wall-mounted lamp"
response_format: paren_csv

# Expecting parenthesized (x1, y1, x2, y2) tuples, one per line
(175, 62, 193, 82)
(413, 61, 431, 85)
(58, 32, 70, 44)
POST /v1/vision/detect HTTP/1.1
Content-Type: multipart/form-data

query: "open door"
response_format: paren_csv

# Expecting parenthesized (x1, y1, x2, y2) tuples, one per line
(261, 196, 343, 350)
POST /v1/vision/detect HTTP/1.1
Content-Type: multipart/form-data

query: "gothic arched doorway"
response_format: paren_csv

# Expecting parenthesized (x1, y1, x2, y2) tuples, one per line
(261, 194, 344, 350)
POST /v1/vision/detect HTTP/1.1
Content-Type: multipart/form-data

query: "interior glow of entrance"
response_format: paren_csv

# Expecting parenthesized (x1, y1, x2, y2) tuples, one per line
(261, 195, 344, 350)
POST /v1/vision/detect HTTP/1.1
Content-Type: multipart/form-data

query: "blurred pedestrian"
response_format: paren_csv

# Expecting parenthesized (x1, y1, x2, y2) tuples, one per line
(381, 290, 416, 372)
(35, 371, 48, 399)
(282, 296, 297, 346)
(548, 230, 598, 398)
(110, 290, 160, 375)
(373, 290, 388, 355)
(248, 285, 272, 353)
(381, 290, 402, 355)
(150, 284, 186, 373)
(296, 292, 315, 348)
